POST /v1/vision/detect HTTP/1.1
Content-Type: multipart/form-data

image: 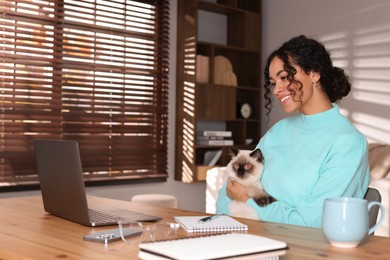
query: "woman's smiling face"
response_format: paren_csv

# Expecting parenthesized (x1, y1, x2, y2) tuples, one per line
(268, 56, 318, 115)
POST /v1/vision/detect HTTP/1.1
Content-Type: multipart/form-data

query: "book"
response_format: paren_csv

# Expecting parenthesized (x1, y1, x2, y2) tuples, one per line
(197, 139, 234, 146)
(174, 215, 248, 233)
(201, 130, 232, 137)
(197, 136, 226, 141)
(138, 233, 288, 260)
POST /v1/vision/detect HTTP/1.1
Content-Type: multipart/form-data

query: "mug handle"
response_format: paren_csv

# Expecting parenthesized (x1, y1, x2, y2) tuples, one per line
(368, 201, 385, 235)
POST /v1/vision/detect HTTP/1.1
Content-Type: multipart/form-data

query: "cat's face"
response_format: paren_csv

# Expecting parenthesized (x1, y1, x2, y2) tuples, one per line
(227, 148, 264, 182)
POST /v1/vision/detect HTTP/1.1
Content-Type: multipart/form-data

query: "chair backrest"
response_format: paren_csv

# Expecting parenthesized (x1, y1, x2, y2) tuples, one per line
(205, 167, 228, 214)
(364, 187, 382, 234)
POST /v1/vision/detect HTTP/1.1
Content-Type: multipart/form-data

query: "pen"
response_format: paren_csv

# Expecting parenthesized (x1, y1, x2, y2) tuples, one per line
(197, 214, 222, 224)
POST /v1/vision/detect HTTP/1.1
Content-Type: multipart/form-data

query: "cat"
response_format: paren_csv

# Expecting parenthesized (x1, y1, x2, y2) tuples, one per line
(226, 148, 275, 219)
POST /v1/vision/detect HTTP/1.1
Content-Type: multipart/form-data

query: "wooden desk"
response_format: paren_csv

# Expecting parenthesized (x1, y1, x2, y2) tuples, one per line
(1, 195, 389, 259)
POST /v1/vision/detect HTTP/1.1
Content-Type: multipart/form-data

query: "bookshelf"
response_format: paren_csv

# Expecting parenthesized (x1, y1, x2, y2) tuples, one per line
(175, 0, 262, 182)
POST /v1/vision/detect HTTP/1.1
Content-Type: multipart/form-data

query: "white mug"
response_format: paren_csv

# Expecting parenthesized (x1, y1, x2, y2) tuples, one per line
(322, 197, 385, 248)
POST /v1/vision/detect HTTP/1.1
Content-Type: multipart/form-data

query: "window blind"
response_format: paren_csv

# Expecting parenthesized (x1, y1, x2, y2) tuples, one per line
(0, 0, 169, 188)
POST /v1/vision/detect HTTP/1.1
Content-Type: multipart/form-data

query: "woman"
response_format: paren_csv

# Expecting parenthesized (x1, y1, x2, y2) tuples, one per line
(216, 35, 370, 228)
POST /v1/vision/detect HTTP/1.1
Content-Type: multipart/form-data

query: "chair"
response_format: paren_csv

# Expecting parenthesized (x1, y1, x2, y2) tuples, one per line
(206, 167, 228, 214)
(131, 194, 178, 208)
(364, 187, 382, 234)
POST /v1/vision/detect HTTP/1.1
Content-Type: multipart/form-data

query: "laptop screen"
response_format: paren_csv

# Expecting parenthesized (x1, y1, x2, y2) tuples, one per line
(34, 139, 91, 225)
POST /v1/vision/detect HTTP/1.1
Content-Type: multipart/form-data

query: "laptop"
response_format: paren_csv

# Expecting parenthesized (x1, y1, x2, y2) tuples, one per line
(33, 139, 162, 226)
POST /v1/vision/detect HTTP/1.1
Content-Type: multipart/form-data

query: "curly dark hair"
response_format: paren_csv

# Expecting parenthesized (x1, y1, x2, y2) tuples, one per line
(264, 35, 351, 123)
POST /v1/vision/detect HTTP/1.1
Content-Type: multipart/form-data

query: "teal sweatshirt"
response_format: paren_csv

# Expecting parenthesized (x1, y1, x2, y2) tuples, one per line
(216, 104, 370, 227)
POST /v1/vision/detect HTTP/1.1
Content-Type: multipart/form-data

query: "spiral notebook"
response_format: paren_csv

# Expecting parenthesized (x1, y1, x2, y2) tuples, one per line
(174, 215, 248, 233)
(138, 233, 288, 260)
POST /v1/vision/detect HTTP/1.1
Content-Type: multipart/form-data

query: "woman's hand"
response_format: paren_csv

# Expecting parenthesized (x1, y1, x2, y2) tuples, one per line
(226, 179, 250, 202)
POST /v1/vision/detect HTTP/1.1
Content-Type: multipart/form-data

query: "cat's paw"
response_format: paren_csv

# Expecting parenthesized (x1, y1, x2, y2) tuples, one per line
(254, 196, 276, 207)
(268, 196, 276, 204)
(254, 196, 270, 207)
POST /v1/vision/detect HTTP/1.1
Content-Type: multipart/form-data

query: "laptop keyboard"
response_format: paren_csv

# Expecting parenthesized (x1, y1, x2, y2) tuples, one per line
(89, 209, 131, 224)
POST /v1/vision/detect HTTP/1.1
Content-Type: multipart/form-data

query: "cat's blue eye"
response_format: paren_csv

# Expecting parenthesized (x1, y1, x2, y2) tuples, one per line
(244, 163, 251, 170)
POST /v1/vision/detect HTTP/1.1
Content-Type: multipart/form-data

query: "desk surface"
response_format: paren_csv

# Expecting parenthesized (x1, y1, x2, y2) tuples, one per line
(1, 195, 389, 259)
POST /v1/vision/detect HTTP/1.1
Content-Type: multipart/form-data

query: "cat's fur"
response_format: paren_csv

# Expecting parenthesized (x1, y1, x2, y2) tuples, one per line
(227, 148, 275, 219)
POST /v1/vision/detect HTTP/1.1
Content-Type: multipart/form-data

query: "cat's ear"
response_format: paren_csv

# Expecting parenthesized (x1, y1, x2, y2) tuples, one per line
(229, 147, 239, 157)
(250, 148, 264, 163)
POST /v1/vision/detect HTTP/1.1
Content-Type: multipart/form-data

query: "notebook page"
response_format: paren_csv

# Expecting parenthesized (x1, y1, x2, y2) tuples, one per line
(174, 215, 248, 232)
(138, 233, 288, 260)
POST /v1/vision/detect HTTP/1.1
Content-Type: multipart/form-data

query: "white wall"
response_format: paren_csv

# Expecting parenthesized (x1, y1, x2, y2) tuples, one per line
(3, 0, 389, 213)
(261, 0, 390, 146)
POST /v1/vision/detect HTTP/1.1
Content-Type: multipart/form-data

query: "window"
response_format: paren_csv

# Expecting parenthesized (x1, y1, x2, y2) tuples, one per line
(0, 0, 170, 189)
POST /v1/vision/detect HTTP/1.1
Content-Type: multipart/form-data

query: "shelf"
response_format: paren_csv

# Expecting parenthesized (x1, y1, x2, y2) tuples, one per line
(197, 3, 261, 50)
(197, 41, 260, 54)
(175, 0, 262, 183)
(198, 0, 261, 14)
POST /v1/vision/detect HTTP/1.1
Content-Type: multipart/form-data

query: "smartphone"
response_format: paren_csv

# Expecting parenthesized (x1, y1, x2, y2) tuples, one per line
(83, 227, 142, 243)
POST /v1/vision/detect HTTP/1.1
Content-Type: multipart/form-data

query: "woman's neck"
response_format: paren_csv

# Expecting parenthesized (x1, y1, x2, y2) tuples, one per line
(300, 91, 333, 115)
